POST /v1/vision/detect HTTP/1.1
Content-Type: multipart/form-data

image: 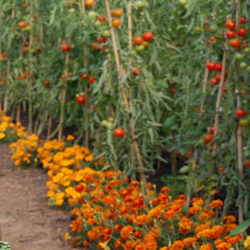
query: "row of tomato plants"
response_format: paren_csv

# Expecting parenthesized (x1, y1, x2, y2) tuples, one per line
(0, 112, 249, 249)
(0, 0, 249, 221)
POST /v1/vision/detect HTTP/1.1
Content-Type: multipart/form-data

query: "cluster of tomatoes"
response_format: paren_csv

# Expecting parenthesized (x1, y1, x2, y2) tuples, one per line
(0, 52, 8, 61)
(206, 62, 229, 90)
(133, 32, 154, 52)
(79, 72, 95, 84)
(225, 18, 248, 49)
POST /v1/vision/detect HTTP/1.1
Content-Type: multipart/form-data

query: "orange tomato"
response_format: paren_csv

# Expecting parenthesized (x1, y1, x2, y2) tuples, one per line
(112, 19, 121, 27)
(111, 9, 124, 17)
(133, 36, 143, 45)
(18, 21, 26, 28)
(85, 0, 95, 7)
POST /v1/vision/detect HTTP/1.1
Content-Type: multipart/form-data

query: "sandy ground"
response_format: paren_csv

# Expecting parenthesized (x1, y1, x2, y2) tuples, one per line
(0, 144, 75, 250)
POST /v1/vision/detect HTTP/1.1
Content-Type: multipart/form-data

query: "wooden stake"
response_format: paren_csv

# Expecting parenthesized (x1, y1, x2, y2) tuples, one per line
(212, 47, 227, 157)
(58, 41, 70, 141)
(47, 115, 53, 140)
(104, 0, 148, 196)
(235, 0, 244, 223)
(81, 0, 89, 148)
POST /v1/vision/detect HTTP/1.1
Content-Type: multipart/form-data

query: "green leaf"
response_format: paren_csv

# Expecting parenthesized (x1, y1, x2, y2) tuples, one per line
(230, 219, 250, 236)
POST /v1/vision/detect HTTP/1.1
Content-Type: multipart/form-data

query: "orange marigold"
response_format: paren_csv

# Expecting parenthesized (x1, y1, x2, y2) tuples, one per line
(178, 216, 192, 235)
(209, 199, 223, 209)
(223, 215, 236, 223)
(183, 237, 196, 247)
(120, 225, 134, 241)
(135, 214, 149, 226)
(171, 240, 185, 250)
(200, 243, 213, 250)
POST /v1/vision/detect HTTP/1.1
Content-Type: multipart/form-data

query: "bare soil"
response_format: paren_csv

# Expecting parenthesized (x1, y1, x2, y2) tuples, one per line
(0, 144, 74, 250)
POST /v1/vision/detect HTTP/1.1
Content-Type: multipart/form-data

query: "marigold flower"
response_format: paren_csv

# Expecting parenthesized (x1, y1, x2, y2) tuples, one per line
(223, 215, 236, 223)
(244, 236, 250, 249)
(135, 214, 149, 226)
(200, 243, 213, 250)
(171, 240, 185, 250)
(120, 225, 134, 241)
(183, 237, 196, 247)
(209, 199, 223, 209)
(178, 216, 192, 235)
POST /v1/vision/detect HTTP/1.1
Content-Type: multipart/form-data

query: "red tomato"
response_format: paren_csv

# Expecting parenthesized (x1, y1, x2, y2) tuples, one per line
(170, 88, 176, 94)
(206, 62, 216, 71)
(88, 75, 95, 84)
(204, 134, 213, 143)
(246, 160, 250, 168)
(98, 15, 106, 22)
(215, 63, 223, 72)
(43, 80, 50, 86)
(96, 36, 106, 43)
(132, 67, 142, 76)
(215, 190, 220, 195)
(80, 72, 88, 80)
(222, 87, 228, 93)
(61, 44, 71, 52)
(143, 32, 154, 41)
(238, 27, 248, 37)
(215, 73, 221, 82)
(210, 36, 216, 42)
(210, 77, 219, 85)
(114, 128, 125, 138)
(92, 42, 100, 51)
(219, 167, 224, 172)
(225, 29, 236, 39)
(210, 126, 215, 134)
(229, 38, 241, 48)
(235, 109, 246, 118)
(240, 17, 246, 24)
(241, 90, 247, 95)
(133, 36, 143, 45)
(76, 95, 86, 104)
(225, 19, 236, 29)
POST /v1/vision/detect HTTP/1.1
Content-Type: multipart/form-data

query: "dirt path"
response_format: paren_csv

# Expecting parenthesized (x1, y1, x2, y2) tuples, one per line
(0, 144, 74, 250)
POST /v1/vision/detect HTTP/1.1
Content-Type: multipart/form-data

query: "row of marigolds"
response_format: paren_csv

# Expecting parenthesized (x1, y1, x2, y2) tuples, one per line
(0, 112, 248, 249)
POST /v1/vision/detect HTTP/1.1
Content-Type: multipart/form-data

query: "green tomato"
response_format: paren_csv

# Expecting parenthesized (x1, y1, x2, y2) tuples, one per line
(68, 8, 75, 13)
(102, 30, 110, 37)
(240, 62, 247, 69)
(101, 120, 108, 128)
(179, 0, 187, 5)
(106, 122, 113, 129)
(194, 26, 202, 33)
(94, 20, 101, 28)
(246, 66, 250, 73)
(135, 1, 145, 8)
(210, 24, 218, 33)
(88, 11, 97, 18)
(136, 45, 145, 52)
(244, 47, 250, 53)
(235, 53, 243, 60)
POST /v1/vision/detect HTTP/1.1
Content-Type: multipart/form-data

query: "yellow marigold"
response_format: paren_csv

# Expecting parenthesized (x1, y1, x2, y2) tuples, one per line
(120, 225, 134, 241)
(209, 199, 223, 209)
(200, 243, 213, 250)
(244, 236, 250, 250)
(0, 132, 5, 139)
(64, 232, 70, 241)
(178, 216, 192, 235)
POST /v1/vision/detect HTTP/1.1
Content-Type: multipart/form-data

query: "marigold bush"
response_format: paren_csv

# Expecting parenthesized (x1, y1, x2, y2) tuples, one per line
(3, 114, 246, 250)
